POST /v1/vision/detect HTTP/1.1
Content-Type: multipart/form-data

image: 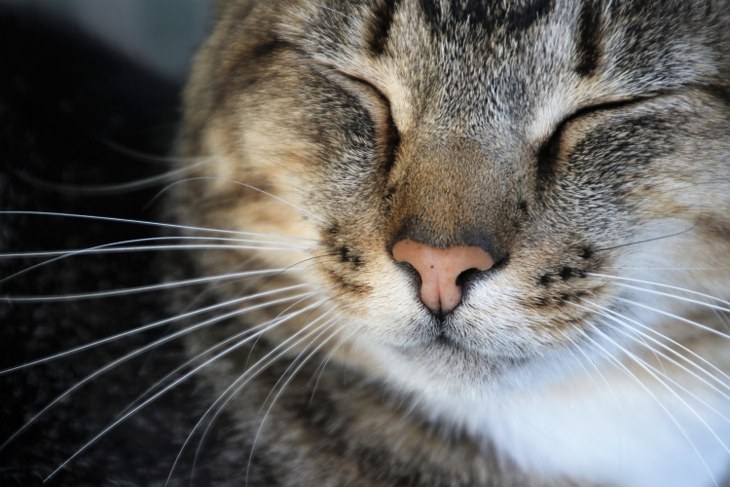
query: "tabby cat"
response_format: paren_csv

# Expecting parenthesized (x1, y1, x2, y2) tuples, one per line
(3, 0, 730, 486)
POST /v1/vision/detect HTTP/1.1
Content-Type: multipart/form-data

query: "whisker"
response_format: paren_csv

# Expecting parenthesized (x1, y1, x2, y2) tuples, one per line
(577, 299, 730, 387)
(16, 157, 211, 194)
(557, 327, 633, 456)
(0, 211, 317, 241)
(602, 267, 730, 271)
(578, 327, 720, 487)
(0, 291, 316, 453)
(613, 283, 730, 313)
(118, 291, 320, 418)
(615, 297, 730, 341)
(100, 138, 207, 165)
(171, 311, 339, 486)
(594, 226, 695, 252)
(0, 235, 309, 259)
(575, 302, 730, 417)
(146, 177, 325, 224)
(2, 268, 303, 303)
(594, 318, 730, 425)
(228, 180, 324, 224)
(157, 253, 338, 362)
(0, 235, 297, 285)
(0, 284, 308, 375)
(0, 243, 310, 259)
(590, 272, 730, 307)
(588, 323, 730, 454)
(42, 296, 328, 483)
(245, 321, 342, 483)
(308, 319, 362, 404)
(557, 328, 624, 401)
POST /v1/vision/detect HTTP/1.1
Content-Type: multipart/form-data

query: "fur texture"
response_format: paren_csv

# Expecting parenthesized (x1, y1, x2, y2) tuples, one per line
(169, 1, 730, 485)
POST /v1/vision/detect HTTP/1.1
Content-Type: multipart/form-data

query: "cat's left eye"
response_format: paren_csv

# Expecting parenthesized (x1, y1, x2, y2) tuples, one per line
(536, 96, 652, 184)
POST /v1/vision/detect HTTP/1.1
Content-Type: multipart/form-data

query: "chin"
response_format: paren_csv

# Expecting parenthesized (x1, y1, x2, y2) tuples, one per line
(355, 325, 543, 402)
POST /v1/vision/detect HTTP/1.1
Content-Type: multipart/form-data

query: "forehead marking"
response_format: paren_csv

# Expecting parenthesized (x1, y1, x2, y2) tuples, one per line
(418, 0, 554, 34)
(575, 0, 603, 76)
(368, 0, 405, 56)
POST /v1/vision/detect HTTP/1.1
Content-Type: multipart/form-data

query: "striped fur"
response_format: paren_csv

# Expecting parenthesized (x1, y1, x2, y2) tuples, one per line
(172, 1, 730, 485)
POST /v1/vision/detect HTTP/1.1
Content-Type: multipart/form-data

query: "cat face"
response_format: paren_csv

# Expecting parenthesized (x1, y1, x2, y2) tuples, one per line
(175, 0, 729, 402)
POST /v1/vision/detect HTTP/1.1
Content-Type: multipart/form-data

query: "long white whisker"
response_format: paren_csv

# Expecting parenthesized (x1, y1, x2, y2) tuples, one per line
(2, 268, 302, 303)
(174, 312, 339, 487)
(601, 280, 730, 313)
(0, 243, 310, 258)
(0, 292, 315, 452)
(245, 321, 342, 483)
(0, 232, 311, 285)
(558, 328, 627, 408)
(558, 327, 633, 462)
(584, 320, 730, 453)
(256, 320, 340, 418)
(0, 211, 317, 240)
(602, 267, 730, 271)
(0, 236, 288, 284)
(579, 327, 720, 487)
(100, 138, 206, 165)
(0, 284, 308, 375)
(578, 299, 730, 388)
(308, 324, 360, 404)
(615, 297, 730, 341)
(577, 302, 730, 424)
(43, 297, 328, 483)
(18, 157, 210, 194)
(118, 291, 319, 418)
(589, 273, 730, 307)
(228, 180, 324, 224)
(146, 178, 325, 224)
(0, 237, 309, 260)
(588, 322, 730, 453)
(598, 320, 730, 425)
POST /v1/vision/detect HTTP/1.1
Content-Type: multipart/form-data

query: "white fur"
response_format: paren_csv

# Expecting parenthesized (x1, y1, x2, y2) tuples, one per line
(361, 339, 730, 487)
(479, 367, 730, 487)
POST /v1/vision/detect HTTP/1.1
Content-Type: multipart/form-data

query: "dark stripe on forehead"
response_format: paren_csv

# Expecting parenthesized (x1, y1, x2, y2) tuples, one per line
(419, 0, 442, 27)
(506, 0, 554, 31)
(368, 0, 404, 56)
(419, 0, 553, 34)
(575, 0, 602, 76)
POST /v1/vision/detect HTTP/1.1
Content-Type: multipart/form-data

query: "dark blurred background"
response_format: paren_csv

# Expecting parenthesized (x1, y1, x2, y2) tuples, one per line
(0, 3, 242, 486)
(2, 0, 211, 81)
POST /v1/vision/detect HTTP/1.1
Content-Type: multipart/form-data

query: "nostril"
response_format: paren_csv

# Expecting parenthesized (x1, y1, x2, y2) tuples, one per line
(455, 267, 483, 288)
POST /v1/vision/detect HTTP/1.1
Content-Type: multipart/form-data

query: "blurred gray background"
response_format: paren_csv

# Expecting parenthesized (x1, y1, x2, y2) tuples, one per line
(3, 0, 213, 80)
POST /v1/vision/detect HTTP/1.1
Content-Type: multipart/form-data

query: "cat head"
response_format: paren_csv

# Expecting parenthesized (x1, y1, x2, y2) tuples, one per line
(174, 0, 729, 408)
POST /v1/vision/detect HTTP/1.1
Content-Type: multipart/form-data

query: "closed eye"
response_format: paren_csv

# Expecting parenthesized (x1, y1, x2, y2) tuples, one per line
(536, 96, 656, 186)
(326, 70, 401, 174)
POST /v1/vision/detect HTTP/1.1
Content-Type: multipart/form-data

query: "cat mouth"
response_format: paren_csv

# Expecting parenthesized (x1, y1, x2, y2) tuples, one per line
(434, 333, 460, 349)
(418, 319, 535, 366)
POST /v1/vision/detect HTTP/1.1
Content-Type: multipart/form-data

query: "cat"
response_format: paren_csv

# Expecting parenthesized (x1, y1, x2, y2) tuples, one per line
(2, 0, 730, 486)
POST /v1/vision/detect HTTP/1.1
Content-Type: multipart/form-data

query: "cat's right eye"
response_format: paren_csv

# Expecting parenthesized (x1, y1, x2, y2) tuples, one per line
(327, 70, 401, 173)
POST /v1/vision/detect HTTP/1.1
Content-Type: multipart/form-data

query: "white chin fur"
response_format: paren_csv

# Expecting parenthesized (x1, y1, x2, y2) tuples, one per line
(361, 339, 730, 487)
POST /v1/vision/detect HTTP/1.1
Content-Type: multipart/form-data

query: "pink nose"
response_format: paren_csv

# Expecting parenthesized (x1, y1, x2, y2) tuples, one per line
(392, 239, 494, 314)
